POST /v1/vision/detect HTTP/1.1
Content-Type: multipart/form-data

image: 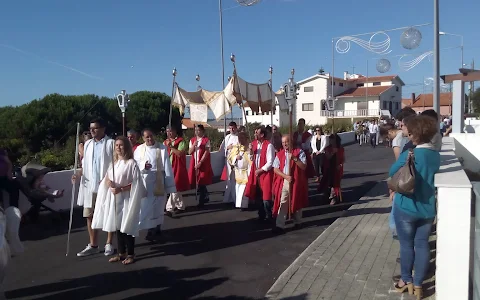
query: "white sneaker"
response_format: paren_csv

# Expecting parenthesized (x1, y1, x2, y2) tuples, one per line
(104, 243, 114, 256)
(77, 244, 100, 257)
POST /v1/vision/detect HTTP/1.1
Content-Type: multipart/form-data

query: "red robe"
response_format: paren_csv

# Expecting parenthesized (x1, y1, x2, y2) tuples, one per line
(244, 140, 274, 201)
(319, 145, 345, 197)
(293, 131, 315, 178)
(163, 137, 190, 192)
(188, 136, 214, 187)
(132, 143, 140, 152)
(272, 148, 309, 217)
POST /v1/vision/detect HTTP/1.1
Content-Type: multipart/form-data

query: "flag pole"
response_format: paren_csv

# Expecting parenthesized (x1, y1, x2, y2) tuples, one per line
(66, 123, 81, 256)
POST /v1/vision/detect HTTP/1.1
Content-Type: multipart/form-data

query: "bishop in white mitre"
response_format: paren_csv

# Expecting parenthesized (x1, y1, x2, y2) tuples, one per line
(221, 121, 239, 204)
(134, 129, 176, 242)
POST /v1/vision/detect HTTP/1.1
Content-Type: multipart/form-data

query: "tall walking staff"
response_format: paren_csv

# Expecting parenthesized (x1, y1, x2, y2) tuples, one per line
(66, 123, 81, 256)
(111, 142, 117, 247)
(168, 68, 178, 128)
(283, 68, 296, 220)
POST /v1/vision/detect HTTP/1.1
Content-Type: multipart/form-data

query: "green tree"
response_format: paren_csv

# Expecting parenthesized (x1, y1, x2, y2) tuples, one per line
(472, 87, 480, 114)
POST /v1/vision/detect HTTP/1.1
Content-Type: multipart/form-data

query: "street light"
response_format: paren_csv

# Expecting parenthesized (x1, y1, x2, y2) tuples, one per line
(269, 65, 273, 125)
(168, 67, 177, 127)
(115, 90, 130, 136)
(439, 31, 464, 67)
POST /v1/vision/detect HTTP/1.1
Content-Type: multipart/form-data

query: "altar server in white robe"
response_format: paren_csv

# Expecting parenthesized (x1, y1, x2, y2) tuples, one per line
(220, 121, 239, 204)
(227, 132, 252, 209)
(92, 136, 146, 265)
(134, 129, 176, 242)
(72, 118, 116, 257)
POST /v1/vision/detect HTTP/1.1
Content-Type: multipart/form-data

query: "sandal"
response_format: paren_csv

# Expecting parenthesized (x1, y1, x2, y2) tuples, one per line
(122, 255, 135, 265)
(394, 279, 413, 295)
(109, 254, 126, 263)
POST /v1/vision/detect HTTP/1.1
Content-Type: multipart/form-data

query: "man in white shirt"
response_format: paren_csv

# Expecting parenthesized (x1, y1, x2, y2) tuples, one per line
(220, 122, 239, 204)
(368, 119, 379, 148)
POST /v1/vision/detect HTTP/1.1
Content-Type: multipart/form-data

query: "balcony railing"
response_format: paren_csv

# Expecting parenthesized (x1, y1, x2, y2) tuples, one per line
(319, 109, 381, 117)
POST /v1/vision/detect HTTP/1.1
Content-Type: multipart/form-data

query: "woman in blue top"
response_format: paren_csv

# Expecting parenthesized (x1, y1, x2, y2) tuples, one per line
(389, 115, 440, 299)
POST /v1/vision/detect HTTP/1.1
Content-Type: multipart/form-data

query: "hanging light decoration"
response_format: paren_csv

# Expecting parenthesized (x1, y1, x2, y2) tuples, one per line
(376, 58, 391, 73)
(236, 0, 261, 6)
(400, 27, 423, 50)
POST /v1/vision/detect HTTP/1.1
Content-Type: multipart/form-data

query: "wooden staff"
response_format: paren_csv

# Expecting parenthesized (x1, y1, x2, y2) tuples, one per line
(66, 123, 80, 256)
(111, 142, 117, 242)
(288, 103, 293, 221)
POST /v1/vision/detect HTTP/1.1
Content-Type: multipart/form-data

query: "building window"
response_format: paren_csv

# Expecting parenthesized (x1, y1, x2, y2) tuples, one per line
(395, 102, 399, 110)
(245, 110, 249, 116)
(339, 82, 344, 87)
(357, 83, 364, 87)
(304, 86, 314, 92)
(396, 86, 399, 92)
(382, 101, 387, 109)
(373, 82, 381, 86)
(302, 103, 314, 111)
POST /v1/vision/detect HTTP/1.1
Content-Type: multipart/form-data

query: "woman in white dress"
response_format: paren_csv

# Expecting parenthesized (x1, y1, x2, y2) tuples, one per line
(92, 136, 146, 265)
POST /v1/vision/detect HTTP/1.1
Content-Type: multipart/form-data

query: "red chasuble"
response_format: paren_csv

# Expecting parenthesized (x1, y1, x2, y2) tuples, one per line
(272, 148, 308, 217)
(220, 166, 228, 181)
(244, 140, 274, 201)
(293, 131, 315, 178)
(163, 137, 190, 192)
(319, 145, 345, 196)
(188, 136, 214, 187)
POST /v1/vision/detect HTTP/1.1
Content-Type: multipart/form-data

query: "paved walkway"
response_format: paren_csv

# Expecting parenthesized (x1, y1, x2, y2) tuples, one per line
(266, 181, 436, 300)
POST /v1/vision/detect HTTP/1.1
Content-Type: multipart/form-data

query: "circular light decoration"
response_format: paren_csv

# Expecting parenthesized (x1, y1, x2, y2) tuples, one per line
(376, 59, 391, 73)
(400, 27, 422, 50)
(236, 0, 261, 6)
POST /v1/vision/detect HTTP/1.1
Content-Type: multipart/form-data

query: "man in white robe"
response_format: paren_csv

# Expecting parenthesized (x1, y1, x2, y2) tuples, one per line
(227, 132, 251, 209)
(220, 121, 239, 204)
(72, 118, 115, 257)
(134, 129, 176, 242)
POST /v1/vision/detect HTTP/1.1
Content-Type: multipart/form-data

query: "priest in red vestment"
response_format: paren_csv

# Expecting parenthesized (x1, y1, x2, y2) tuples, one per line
(188, 125, 214, 207)
(164, 126, 190, 216)
(127, 129, 141, 152)
(293, 118, 315, 178)
(244, 126, 275, 222)
(272, 135, 308, 234)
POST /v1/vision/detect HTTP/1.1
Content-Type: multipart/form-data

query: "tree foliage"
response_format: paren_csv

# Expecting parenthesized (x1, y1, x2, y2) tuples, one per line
(472, 87, 480, 114)
(0, 91, 181, 170)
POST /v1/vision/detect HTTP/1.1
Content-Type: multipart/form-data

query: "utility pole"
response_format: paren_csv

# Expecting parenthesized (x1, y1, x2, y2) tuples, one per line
(469, 59, 475, 113)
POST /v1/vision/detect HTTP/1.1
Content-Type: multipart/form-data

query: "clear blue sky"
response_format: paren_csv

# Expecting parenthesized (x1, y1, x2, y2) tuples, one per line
(0, 0, 478, 107)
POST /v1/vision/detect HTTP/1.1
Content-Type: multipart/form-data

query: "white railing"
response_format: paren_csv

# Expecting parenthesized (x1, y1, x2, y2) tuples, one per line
(2, 131, 358, 214)
(319, 109, 381, 117)
(435, 137, 473, 300)
(473, 182, 480, 300)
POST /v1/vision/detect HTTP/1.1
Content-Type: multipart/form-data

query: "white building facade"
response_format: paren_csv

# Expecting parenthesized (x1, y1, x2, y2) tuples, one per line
(243, 72, 404, 127)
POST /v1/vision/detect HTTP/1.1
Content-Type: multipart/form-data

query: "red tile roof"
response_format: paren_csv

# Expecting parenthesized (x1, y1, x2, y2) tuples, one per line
(402, 99, 412, 107)
(410, 93, 452, 107)
(346, 75, 398, 83)
(336, 85, 393, 97)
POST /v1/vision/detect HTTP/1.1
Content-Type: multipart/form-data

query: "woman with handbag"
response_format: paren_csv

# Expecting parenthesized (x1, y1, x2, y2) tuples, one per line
(388, 115, 440, 299)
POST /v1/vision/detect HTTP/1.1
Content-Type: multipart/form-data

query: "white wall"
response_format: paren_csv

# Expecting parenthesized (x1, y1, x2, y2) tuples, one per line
(450, 133, 480, 172)
(296, 77, 328, 125)
(5, 131, 356, 213)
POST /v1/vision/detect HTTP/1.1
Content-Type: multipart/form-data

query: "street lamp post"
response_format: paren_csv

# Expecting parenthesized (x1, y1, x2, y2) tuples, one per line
(169, 68, 177, 128)
(439, 31, 464, 68)
(269, 65, 273, 125)
(433, 0, 440, 114)
(115, 90, 130, 136)
(322, 96, 337, 134)
(196, 74, 201, 91)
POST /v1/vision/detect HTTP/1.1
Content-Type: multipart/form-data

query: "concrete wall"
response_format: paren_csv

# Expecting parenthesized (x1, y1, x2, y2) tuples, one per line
(450, 133, 480, 172)
(4, 131, 356, 214)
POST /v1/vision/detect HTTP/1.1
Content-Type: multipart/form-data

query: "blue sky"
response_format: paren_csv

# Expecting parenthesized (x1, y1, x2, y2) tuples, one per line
(0, 0, 478, 108)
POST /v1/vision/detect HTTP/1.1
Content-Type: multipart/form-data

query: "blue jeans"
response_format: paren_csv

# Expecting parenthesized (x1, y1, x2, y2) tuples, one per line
(389, 201, 397, 236)
(394, 204, 434, 286)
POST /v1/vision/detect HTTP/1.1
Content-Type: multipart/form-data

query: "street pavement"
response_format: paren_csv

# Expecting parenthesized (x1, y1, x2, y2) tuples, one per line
(5, 143, 394, 300)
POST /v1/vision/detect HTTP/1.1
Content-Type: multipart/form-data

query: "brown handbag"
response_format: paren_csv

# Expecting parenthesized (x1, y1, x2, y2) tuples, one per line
(387, 149, 416, 195)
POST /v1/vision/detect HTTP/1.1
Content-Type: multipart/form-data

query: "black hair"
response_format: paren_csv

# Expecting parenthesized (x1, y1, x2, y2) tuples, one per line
(90, 118, 106, 128)
(196, 124, 205, 131)
(298, 118, 306, 124)
(228, 121, 237, 127)
(395, 107, 416, 121)
(421, 109, 439, 120)
(255, 125, 267, 137)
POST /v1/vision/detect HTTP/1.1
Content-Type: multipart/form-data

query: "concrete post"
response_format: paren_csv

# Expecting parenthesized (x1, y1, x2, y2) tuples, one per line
(452, 80, 465, 133)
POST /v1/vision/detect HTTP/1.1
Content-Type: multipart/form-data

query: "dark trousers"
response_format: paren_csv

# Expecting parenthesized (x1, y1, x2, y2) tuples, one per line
(255, 179, 272, 220)
(0, 176, 20, 208)
(312, 154, 324, 177)
(370, 133, 377, 148)
(198, 185, 209, 204)
(117, 230, 135, 256)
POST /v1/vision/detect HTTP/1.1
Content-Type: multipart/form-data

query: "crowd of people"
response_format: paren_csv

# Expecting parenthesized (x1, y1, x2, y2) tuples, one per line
(62, 117, 346, 264)
(377, 107, 445, 300)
